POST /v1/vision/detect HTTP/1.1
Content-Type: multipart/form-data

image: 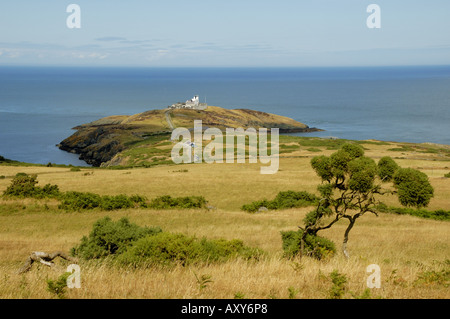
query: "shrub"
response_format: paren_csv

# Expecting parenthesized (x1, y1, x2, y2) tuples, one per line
(71, 217, 162, 259)
(148, 195, 207, 209)
(47, 272, 71, 299)
(241, 191, 319, 213)
(393, 168, 434, 208)
(117, 232, 264, 267)
(129, 194, 148, 207)
(272, 191, 319, 209)
(280, 230, 336, 260)
(59, 192, 148, 211)
(100, 194, 134, 211)
(444, 172, 450, 178)
(414, 269, 450, 287)
(241, 199, 271, 213)
(70, 167, 81, 172)
(59, 191, 102, 211)
(3, 174, 60, 199)
(328, 270, 348, 299)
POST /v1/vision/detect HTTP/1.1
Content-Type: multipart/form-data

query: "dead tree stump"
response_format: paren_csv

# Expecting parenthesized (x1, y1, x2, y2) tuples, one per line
(17, 251, 78, 274)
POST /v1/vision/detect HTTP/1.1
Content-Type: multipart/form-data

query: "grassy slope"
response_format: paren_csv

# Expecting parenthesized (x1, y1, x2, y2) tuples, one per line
(0, 138, 449, 299)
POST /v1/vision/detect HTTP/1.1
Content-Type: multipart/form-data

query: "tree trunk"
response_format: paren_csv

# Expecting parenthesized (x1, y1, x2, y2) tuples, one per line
(342, 219, 355, 259)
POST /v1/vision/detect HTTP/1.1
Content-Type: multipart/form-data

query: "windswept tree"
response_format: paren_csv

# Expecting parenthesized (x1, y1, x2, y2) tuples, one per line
(292, 143, 434, 259)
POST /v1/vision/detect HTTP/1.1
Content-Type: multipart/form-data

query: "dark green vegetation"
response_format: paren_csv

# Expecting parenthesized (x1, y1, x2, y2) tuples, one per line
(72, 217, 263, 267)
(3, 173, 60, 199)
(377, 203, 450, 221)
(393, 168, 434, 208)
(0, 155, 83, 169)
(328, 270, 348, 299)
(281, 229, 336, 260)
(59, 192, 148, 211)
(46, 272, 71, 299)
(71, 217, 162, 259)
(2, 173, 207, 211)
(117, 233, 264, 267)
(388, 143, 450, 155)
(241, 190, 319, 213)
(148, 195, 207, 209)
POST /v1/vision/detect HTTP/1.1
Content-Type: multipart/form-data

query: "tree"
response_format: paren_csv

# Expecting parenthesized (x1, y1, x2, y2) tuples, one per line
(377, 156, 399, 182)
(295, 143, 433, 259)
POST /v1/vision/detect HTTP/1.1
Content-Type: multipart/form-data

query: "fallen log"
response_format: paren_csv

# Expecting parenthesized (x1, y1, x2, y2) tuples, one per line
(17, 251, 78, 274)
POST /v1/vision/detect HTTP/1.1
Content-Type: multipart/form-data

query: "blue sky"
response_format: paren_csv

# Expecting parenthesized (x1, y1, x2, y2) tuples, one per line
(0, 0, 449, 67)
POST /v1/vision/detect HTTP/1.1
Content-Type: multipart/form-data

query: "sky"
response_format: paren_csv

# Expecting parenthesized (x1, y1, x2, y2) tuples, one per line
(0, 0, 449, 67)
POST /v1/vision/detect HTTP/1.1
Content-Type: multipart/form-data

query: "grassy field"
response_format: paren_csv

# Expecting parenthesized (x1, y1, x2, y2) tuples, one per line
(0, 138, 449, 299)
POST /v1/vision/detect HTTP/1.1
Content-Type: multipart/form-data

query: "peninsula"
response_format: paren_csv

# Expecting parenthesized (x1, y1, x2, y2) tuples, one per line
(58, 105, 321, 167)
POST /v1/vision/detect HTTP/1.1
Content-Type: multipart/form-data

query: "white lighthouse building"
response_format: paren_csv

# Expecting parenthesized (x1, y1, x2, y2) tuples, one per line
(185, 95, 199, 107)
(170, 95, 207, 110)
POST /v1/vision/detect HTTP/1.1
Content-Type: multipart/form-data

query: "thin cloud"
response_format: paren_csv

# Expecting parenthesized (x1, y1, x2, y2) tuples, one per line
(95, 36, 128, 42)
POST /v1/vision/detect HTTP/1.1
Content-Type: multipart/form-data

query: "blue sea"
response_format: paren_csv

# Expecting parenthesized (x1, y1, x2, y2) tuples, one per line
(0, 66, 449, 166)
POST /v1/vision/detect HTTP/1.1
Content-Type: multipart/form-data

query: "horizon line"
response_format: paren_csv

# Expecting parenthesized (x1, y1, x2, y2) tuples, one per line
(1, 64, 450, 69)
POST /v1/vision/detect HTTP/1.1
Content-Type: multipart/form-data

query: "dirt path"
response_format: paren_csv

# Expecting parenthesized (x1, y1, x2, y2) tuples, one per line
(164, 109, 175, 130)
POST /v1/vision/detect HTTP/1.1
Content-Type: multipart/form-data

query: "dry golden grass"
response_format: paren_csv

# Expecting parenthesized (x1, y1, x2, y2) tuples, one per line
(0, 208, 448, 299)
(0, 141, 449, 299)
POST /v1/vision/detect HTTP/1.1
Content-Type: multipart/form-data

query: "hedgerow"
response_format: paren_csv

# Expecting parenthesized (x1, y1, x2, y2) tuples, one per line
(241, 190, 319, 213)
(2, 173, 207, 212)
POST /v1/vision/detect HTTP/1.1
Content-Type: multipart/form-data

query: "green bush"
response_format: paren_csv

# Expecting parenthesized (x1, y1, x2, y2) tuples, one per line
(59, 191, 102, 210)
(100, 194, 134, 211)
(71, 217, 162, 259)
(129, 194, 149, 207)
(329, 270, 348, 299)
(117, 232, 264, 267)
(70, 167, 81, 172)
(393, 168, 434, 208)
(241, 191, 319, 213)
(241, 200, 271, 213)
(148, 195, 207, 209)
(280, 229, 336, 260)
(444, 172, 450, 178)
(3, 174, 60, 199)
(47, 272, 71, 299)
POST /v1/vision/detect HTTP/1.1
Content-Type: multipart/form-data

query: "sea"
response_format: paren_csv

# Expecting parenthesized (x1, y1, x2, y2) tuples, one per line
(0, 65, 449, 166)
